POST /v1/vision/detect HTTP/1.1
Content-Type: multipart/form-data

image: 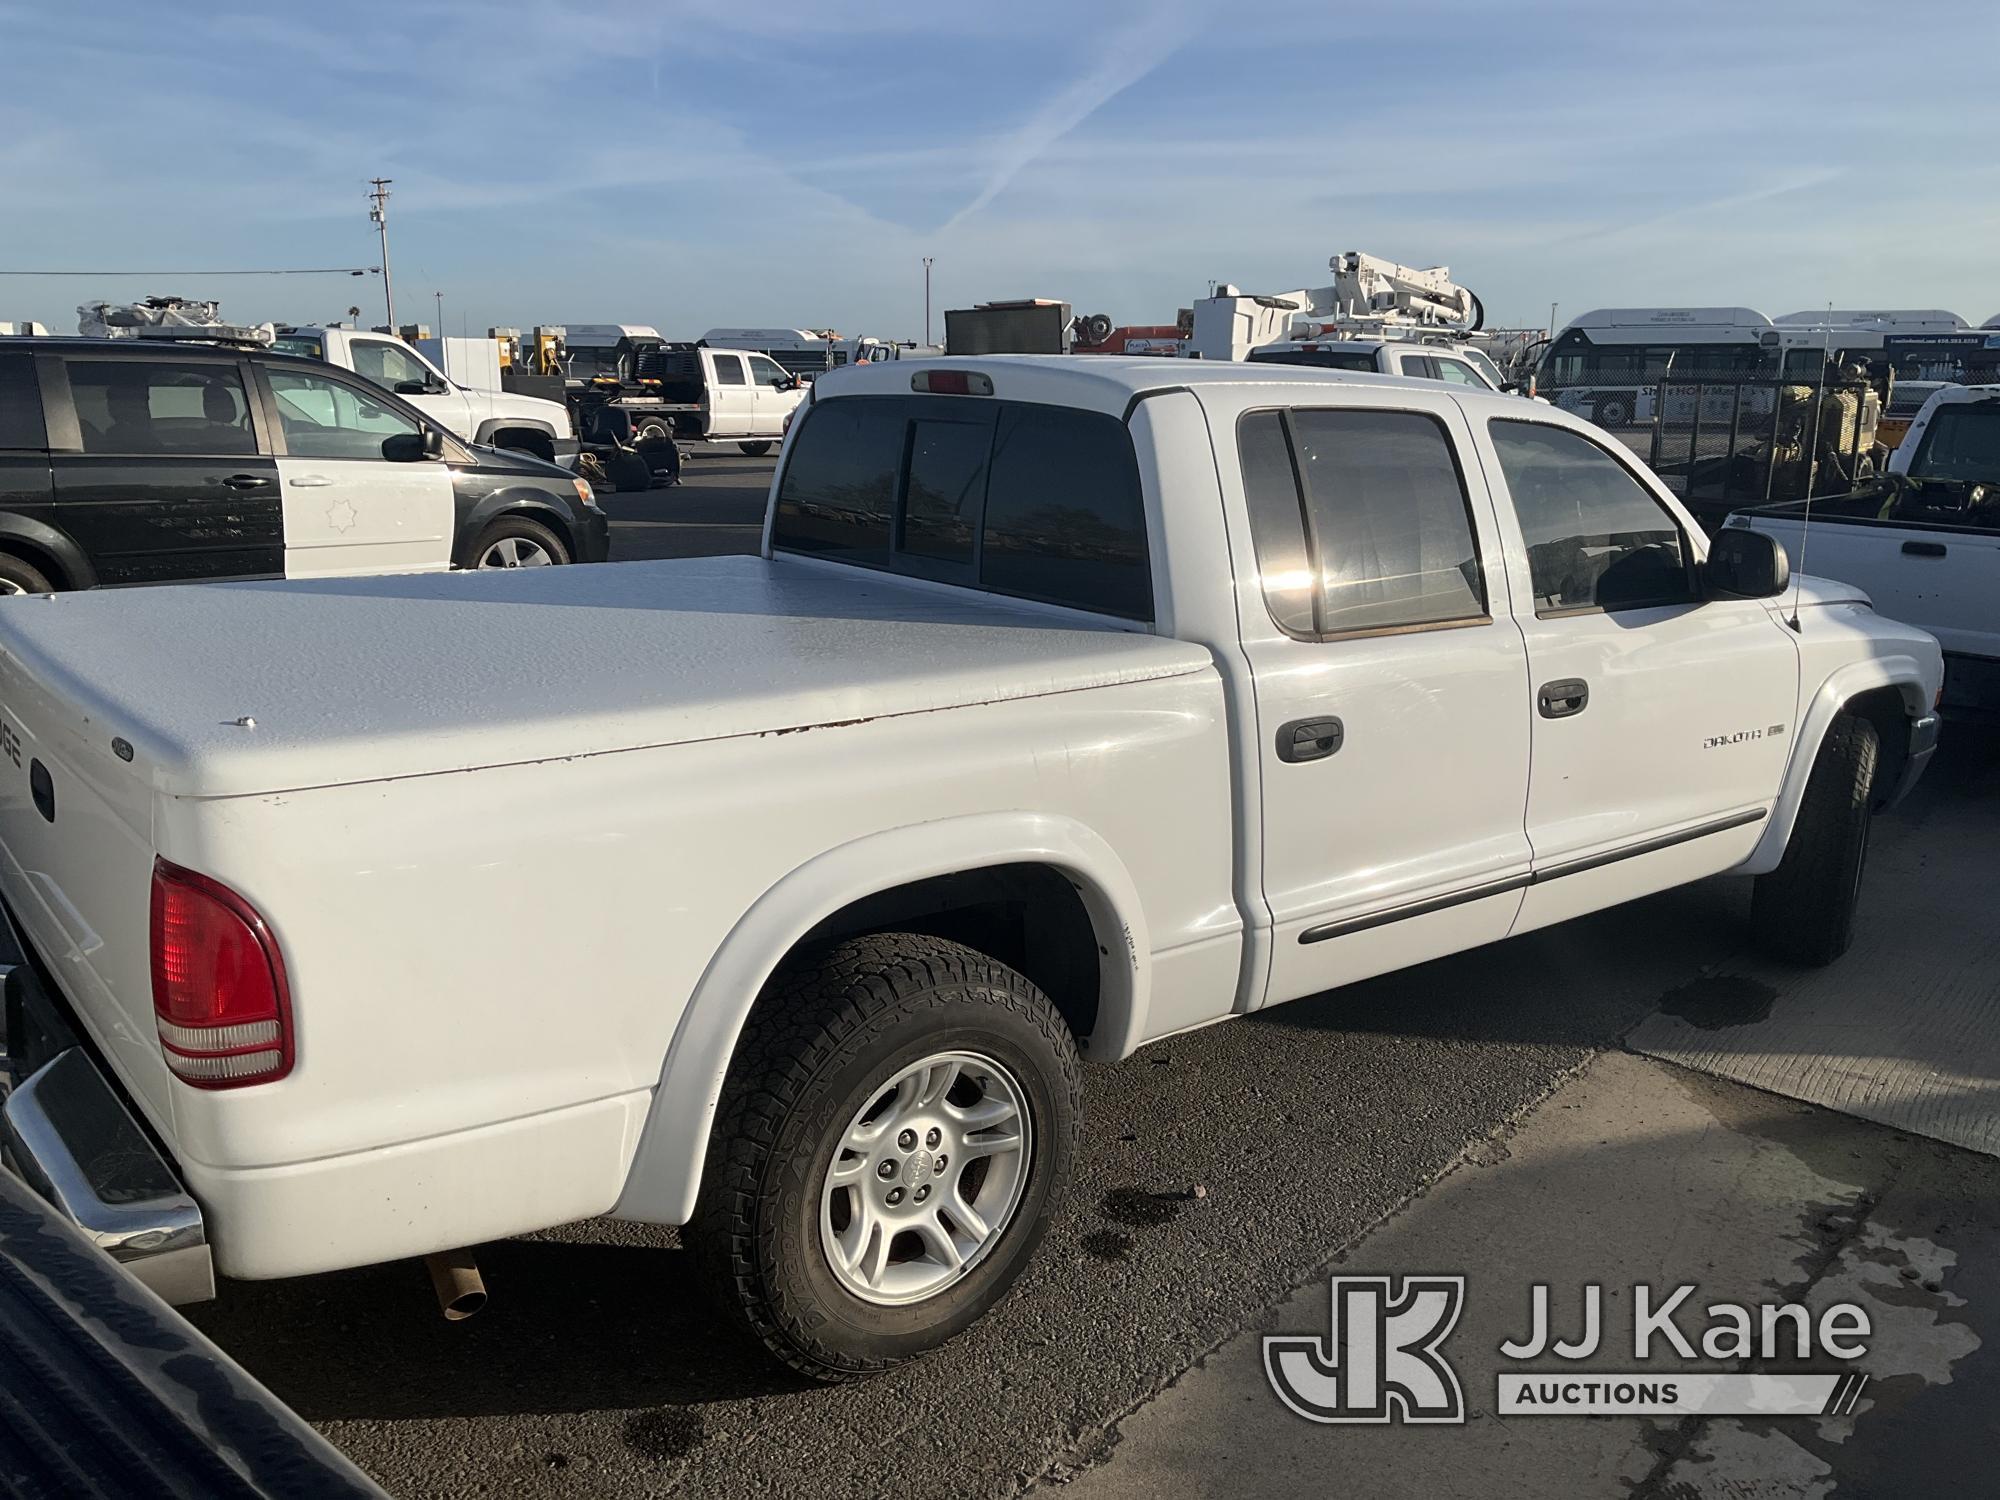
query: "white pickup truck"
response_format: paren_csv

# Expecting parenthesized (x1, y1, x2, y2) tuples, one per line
(1732, 383, 1999, 714)
(564, 328, 806, 454)
(0, 358, 1942, 1380)
(271, 326, 578, 467)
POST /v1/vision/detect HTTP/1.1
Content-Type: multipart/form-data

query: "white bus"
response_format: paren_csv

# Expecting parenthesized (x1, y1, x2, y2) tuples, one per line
(1537, 307, 1966, 429)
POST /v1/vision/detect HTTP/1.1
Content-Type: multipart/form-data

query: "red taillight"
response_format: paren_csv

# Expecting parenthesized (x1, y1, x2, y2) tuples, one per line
(149, 859, 293, 1088)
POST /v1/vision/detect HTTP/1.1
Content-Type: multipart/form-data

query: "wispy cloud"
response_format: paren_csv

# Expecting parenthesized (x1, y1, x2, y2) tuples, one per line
(1577, 169, 1847, 245)
(937, 3, 1209, 233)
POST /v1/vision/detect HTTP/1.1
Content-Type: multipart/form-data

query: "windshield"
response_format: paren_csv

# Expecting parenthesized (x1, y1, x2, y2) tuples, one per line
(1461, 348, 1506, 387)
(1908, 404, 2000, 483)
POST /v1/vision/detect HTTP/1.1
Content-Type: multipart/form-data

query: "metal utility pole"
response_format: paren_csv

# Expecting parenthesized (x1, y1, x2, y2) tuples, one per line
(434, 290, 443, 335)
(923, 257, 933, 346)
(1547, 302, 1558, 340)
(368, 178, 396, 331)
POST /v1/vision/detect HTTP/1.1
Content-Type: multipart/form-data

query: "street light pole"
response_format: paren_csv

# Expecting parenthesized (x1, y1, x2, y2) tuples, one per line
(1547, 301, 1558, 340)
(368, 178, 396, 331)
(923, 257, 933, 347)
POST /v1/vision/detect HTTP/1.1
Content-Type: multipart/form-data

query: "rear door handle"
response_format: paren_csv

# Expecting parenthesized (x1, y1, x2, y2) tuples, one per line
(1277, 717, 1344, 763)
(287, 475, 334, 488)
(221, 473, 271, 490)
(1901, 540, 1947, 558)
(1537, 679, 1590, 718)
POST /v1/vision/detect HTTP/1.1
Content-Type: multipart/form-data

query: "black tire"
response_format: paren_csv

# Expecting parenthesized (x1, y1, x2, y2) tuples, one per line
(494, 431, 556, 465)
(1752, 714, 1879, 966)
(689, 933, 1082, 1382)
(0, 551, 56, 596)
(607, 450, 653, 493)
(636, 420, 671, 443)
(464, 515, 570, 570)
(1594, 394, 1633, 427)
(738, 441, 775, 457)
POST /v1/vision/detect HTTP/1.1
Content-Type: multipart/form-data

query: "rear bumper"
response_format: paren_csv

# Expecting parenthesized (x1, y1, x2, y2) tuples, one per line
(0, 963, 215, 1305)
(1941, 652, 2000, 719)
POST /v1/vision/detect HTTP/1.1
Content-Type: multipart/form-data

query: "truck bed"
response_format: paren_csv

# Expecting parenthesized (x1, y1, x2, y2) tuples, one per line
(0, 555, 1210, 799)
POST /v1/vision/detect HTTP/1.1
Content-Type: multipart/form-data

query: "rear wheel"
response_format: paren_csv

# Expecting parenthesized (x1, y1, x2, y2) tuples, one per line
(1752, 714, 1879, 965)
(690, 934, 1081, 1381)
(0, 552, 56, 595)
(739, 441, 775, 457)
(468, 516, 570, 570)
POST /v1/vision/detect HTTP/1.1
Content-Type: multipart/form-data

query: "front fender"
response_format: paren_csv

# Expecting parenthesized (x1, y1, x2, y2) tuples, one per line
(1735, 652, 1933, 876)
(610, 812, 1149, 1226)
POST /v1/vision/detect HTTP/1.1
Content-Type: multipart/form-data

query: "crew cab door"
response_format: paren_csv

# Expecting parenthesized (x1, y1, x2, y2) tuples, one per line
(1474, 416, 1796, 929)
(745, 354, 798, 435)
(256, 363, 456, 577)
(49, 351, 282, 584)
(703, 352, 754, 437)
(1207, 385, 1535, 1007)
(346, 334, 474, 439)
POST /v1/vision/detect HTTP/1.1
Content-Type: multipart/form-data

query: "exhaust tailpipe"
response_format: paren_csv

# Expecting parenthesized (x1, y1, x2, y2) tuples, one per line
(424, 1249, 487, 1321)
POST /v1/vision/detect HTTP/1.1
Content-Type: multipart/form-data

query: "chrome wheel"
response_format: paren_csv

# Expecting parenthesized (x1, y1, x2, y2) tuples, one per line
(819, 1050, 1031, 1306)
(0, 579, 22, 596)
(478, 535, 553, 569)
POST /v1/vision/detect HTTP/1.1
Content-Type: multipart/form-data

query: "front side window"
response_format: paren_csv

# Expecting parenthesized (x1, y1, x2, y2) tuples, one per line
(772, 395, 1151, 619)
(267, 368, 424, 460)
(349, 339, 436, 392)
(1489, 420, 1693, 613)
(68, 358, 256, 455)
(713, 354, 747, 386)
(1431, 358, 1487, 388)
(748, 355, 791, 389)
(1237, 407, 1486, 637)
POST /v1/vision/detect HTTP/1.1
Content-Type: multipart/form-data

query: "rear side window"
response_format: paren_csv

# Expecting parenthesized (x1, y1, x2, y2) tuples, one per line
(774, 395, 1151, 620)
(0, 353, 44, 449)
(1248, 348, 1377, 373)
(1237, 407, 1486, 636)
(713, 355, 747, 386)
(66, 359, 256, 456)
(1488, 420, 1693, 613)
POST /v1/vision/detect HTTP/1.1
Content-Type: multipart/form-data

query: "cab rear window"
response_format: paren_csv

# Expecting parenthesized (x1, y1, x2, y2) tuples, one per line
(773, 394, 1152, 621)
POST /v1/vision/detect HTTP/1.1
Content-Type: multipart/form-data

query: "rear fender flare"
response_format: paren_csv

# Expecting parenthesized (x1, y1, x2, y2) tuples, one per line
(610, 812, 1148, 1226)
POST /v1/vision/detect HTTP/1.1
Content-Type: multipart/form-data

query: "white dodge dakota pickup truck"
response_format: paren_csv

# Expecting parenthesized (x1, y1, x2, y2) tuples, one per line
(0, 357, 1942, 1380)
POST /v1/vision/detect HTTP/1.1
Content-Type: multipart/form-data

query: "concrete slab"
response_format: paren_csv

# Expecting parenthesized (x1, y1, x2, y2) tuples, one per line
(1049, 1052, 1996, 1499)
(1629, 728, 2000, 1157)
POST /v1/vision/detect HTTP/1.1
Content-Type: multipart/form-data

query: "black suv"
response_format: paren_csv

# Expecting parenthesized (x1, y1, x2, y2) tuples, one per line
(0, 337, 609, 594)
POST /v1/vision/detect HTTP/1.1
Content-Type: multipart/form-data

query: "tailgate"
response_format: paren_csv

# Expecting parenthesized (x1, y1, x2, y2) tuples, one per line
(0, 632, 169, 1135)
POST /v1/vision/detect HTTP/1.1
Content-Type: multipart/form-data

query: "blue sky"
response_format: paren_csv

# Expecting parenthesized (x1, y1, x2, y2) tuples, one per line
(4, 1, 1996, 341)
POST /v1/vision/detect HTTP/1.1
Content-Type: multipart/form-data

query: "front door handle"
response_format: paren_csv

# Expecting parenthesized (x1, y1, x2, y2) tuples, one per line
(287, 475, 334, 488)
(1277, 717, 1344, 763)
(221, 473, 271, 490)
(1537, 679, 1590, 718)
(1901, 540, 1947, 558)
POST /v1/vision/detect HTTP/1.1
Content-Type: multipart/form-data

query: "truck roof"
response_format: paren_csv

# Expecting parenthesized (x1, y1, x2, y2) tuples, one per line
(806, 353, 1516, 419)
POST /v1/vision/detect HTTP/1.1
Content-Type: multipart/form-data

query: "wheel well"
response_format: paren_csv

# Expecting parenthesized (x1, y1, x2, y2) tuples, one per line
(489, 427, 556, 462)
(1843, 685, 1910, 809)
(0, 540, 68, 591)
(784, 864, 1103, 1043)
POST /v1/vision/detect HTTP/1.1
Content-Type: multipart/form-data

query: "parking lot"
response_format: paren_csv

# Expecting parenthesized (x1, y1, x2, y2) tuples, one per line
(113, 454, 1987, 1499)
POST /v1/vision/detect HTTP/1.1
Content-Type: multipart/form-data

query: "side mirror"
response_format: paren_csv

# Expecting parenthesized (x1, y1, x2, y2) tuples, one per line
(1706, 526, 1790, 599)
(381, 428, 442, 462)
(393, 379, 428, 395)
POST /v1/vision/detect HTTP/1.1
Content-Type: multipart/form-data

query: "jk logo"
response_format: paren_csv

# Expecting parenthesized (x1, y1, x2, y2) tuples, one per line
(1264, 1275, 1466, 1424)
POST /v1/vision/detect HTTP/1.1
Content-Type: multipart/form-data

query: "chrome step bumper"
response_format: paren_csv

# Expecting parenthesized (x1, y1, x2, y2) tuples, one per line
(0, 963, 215, 1305)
